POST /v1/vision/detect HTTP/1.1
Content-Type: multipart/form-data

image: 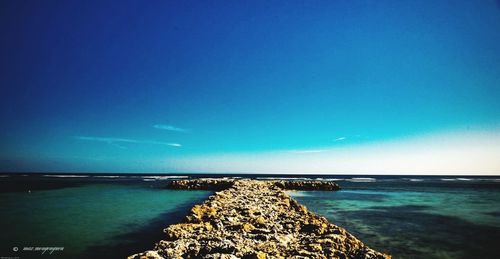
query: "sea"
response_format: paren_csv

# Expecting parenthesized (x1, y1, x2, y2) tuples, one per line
(0, 174, 499, 259)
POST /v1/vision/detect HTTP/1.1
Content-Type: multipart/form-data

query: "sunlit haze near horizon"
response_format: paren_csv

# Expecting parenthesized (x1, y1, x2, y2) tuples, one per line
(1, 1, 500, 174)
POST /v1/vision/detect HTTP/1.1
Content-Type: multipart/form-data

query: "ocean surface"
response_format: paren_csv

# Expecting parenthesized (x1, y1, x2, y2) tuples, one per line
(0, 174, 499, 259)
(289, 176, 500, 259)
(0, 174, 211, 258)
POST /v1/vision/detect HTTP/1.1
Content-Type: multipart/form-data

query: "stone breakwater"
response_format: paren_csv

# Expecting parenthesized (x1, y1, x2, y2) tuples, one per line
(130, 180, 390, 259)
(165, 179, 341, 191)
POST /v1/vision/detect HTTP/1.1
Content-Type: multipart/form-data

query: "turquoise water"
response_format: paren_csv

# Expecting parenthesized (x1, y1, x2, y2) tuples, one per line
(1, 175, 499, 259)
(0, 177, 211, 258)
(289, 178, 500, 259)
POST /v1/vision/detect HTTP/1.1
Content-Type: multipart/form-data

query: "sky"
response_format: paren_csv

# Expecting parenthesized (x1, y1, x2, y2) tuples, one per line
(1, 0, 499, 174)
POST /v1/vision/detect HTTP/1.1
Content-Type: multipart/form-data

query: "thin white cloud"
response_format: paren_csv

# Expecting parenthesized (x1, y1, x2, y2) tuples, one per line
(289, 149, 326, 154)
(334, 137, 346, 141)
(153, 124, 187, 132)
(75, 136, 181, 147)
(166, 129, 500, 175)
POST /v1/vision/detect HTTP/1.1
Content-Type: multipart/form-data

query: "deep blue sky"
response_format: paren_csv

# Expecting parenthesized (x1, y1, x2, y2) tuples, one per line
(1, 0, 500, 173)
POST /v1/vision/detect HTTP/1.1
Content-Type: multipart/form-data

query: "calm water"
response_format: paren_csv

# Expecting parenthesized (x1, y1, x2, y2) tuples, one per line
(0, 175, 211, 258)
(1, 175, 499, 259)
(289, 177, 500, 259)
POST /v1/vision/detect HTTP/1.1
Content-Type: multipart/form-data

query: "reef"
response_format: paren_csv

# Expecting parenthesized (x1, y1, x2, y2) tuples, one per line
(164, 178, 341, 191)
(129, 179, 390, 259)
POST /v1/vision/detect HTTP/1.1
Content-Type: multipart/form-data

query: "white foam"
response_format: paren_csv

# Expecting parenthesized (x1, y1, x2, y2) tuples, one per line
(145, 176, 189, 180)
(43, 175, 89, 178)
(325, 178, 344, 181)
(347, 177, 376, 182)
(256, 177, 313, 181)
(286, 191, 312, 197)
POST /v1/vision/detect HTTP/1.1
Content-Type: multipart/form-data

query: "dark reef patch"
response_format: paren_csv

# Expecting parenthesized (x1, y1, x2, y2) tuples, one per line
(332, 206, 500, 259)
(484, 211, 500, 217)
(298, 190, 389, 203)
(78, 196, 212, 259)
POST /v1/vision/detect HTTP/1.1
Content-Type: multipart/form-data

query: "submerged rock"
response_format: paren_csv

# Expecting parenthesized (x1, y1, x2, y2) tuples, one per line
(129, 180, 390, 259)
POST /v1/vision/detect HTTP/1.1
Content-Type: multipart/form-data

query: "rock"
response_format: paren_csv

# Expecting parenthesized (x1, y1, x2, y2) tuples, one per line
(164, 178, 340, 191)
(242, 251, 267, 259)
(129, 180, 390, 259)
(204, 253, 239, 259)
(165, 179, 235, 190)
(242, 223, 255, 232)
(128, 250, 162, 259)
(191, 204, 218, 221)
(308, 243, 323, 252)
(253, 216, 266, 227)
(273, 180, 341, 191)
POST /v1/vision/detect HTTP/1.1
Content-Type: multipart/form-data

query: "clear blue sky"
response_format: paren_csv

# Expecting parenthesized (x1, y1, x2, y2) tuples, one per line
(1, 0, 500, 173)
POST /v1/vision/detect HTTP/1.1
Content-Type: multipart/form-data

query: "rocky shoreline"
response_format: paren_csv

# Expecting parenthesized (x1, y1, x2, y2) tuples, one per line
(165, 179, 341, 191)
(130, 179, 390, 259)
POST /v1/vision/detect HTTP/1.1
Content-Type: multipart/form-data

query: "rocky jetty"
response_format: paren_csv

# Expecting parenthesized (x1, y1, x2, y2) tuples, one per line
(165, 179, 236, 190)
(130, 180, 389, 259)
(272, 180, 340, 191)
(165, 178, 340, 191)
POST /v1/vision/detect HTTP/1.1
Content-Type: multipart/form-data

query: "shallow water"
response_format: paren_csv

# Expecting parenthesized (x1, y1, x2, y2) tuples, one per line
(289, 178, 500, 259)
(1, 175, 499, 259)
(0, 177, 211, 258)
